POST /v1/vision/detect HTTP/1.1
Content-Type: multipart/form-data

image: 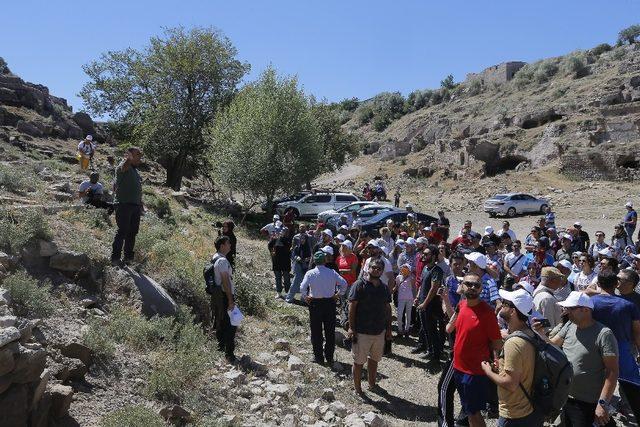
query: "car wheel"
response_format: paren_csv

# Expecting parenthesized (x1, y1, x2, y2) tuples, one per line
(539, 204, 548, 214)
(507, 207, 517, 217)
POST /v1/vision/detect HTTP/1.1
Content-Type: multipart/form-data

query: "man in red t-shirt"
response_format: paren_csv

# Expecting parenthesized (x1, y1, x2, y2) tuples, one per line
(446, 273, 502, 427)
(451, 228, 472, 252)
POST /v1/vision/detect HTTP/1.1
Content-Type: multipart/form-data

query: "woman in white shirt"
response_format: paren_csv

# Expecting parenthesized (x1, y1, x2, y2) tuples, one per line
(573, 254, 597, 291)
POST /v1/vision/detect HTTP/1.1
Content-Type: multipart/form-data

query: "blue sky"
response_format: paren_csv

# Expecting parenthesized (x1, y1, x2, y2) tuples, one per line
(1, 0, 638, 113)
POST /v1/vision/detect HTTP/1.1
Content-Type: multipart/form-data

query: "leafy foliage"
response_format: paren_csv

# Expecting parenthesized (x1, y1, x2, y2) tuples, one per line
(355, 104, 374, 125)
(440, 74, 456, 89)
(618, 24, 640, 45)
(405, 89, 432, 112)
(82, 317, 116, 361)
(4, 271, 54, 318)
(101, 405, 166, 427)
(80, 26, 249, 190)
(0, 163, 37, 195)
(310, 103, 358, 173)
(467, 79, 483, 96)
(590, 43, 612, 56)
(0, 209, 51, 253)
(339, 97, 359, 111)
(561, 51, 590, 78)
(234, 273, 270, 318)
(208, 68, 323, 204)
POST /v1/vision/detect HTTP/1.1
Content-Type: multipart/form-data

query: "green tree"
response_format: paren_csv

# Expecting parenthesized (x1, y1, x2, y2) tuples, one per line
(208, 68, 323, 206)
(79, 27, 249, 190)
(618, 24, 640, 45)
(440, 74, 456, 89)
(310, 103, 358, 173)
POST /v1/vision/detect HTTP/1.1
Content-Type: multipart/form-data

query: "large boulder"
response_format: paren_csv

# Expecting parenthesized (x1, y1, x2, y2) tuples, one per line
(0, 384, 28, 427)
(9, 343, 46, 383)
(0, 326, 21, 347)
(60, 342, 92, 366)
(49, 251, 90, 272)
(72, 112, 95, 136)
(49, 384, 73, 419)
(16, 120, 43, 137)
(104, 267, 178, 317)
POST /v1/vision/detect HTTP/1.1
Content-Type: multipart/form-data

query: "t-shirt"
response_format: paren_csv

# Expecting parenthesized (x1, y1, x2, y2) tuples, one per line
(114, 162, 142, 205)
(624, 210, 637, 227)
(337, 253, 359, 285)
(348, 278, 392, 335)
(504, 252, 526, 276)
(417, 264, 444, 309)
(78, 181, 104, 203)
(77, 141, 94, 156)
(498, 334, 536, 419)
(497, 228, 517, 242)
(532, 286, 562, 328)
(445, 275, 461, 307)
(395, 274, 415, 301)
(213, 255, 235, 295)
(574, 271, 597, 291)
(361, 256, 393, 287)
(453, 300, 502, 375)
(479, 273, 500, 307)
(621, 291, 640, 311)
(556, 321, 618, 403)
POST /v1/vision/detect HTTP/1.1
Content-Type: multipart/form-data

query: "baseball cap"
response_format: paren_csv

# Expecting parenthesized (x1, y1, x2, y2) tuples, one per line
(499, 289, 534, 316)
(313, 251, 326, 264)
(395, 239, 406, 247)
(407, 213, 415, 219)
(561, 233, 572, 241)
(367, 240, 380, 248)
(341, 240, 353, 250)
(541, 267, 564, 280)
(405, 204, 413, 209)
(321, 245, 334, 256)
(573, 222, 582, 228)
(273, 214, 280, 220)
(416, 237, 429, 245)
(598, 247, 614, 258)
(85, 135, 93, 141)
(626, 201, 633, 208)
(558, 291, 594, 309)
(322, 229, 333, 238)
(339, 225, 349, 231)
(556, 259, 573, 270)
(406, 237, 417, 246)
(513, 281, 535, 295)
(464, 252, 487, 269)
(340, 214, 348, 219)
(386, 219, 394, 225)
(335, 234, 346, 242)
(484, 226, 494, 235)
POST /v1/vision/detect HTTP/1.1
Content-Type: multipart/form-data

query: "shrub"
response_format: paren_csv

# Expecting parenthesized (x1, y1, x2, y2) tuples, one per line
(0, 209, 52, 253)
(513, 63, 536, 89)
(440, 74, 456, 89)
(355, 104, 374, 125)
(3, 271, 55, 318)
(101, 405, 166, 427)
(107, 305, 174, 351)
(337, 110, 352, 125)
(234, 273, 269, 318)
(533, 59, 558, 84)
(611, 47, 626, 60)
(371, 92, 405, 120)
(134, 213, 174, 257)
(618, 24, 640, 45)
(405, 89, 432, 112)
(467, 79, 483, 96)
(339, 97, 359, 112)
(561, 51, 590, 78)
(372, 114, 391, 132)
(591, 43, 612, 56)
(82, 318, 116, 361)
(144, 193, 172, 219)
(0, 164, 36, 195)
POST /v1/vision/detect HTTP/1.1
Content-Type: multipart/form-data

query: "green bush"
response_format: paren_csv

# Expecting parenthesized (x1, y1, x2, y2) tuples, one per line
(101, 405, 166, 427)
(371, 92, 405, 120)
(82, 318, 116, 361)
(134, 213, 174, 258)
(591, 43, 612, 56)
(611, 47, 626, 60)
(3, 271, 54, 318)
(618, 24, 640, 45)
(339, 97, 359, 112)
(107, 305, 174, 351)
(440, 74, 456, 89)
(0, 164, 37, 195)
(372, 114, 391, 132)
(405, 89, 432, 112)
(533, 59, 558, 83)
(513, 63, 536, 89)
(144, 193, 172, 219)
(0, 209, 52, 253)
(337, 110, 352, 125)
(355, 104, 374, 125)
(561, 51, 589, 78)
(467, 79, 483, 96)
(234, 273, 269, 318)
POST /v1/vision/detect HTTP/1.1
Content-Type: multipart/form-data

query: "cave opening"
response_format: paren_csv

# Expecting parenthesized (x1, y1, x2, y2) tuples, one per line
(485, 155, 528, 176)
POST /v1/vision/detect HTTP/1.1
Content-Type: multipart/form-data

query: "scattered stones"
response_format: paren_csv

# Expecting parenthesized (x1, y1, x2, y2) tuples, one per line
(220, 414, 240, 426)
(329, 400, 347, 417)
(321, 388, 335, 402)
(80, 296, 98, 308)
(0, 327, 20, 347)
(224, 370, 246, 385)
(37, 240, 58, 257)
(0, 316, 17, 328)
(274, 338, 290, 352)
(282, 413, 298, 427)
(344, 413, 366, 427)
(362, 411, 386, 427)
(266, 383, 290, 396)
(10, 343, 47, 383)
(30, 369, 50, 409)
(275, 350, 290, 359)
(287, 355, 304, 371)
(0, 347, 16, 376)
(60, 341, 92, 366)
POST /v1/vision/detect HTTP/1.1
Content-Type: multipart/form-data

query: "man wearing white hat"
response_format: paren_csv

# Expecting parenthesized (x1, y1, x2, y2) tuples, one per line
(77, 135, 95, 170)
(624, 201, 637, 244)
(481, 226, 500, 247)
(464, 252, 500, 309)
(482, 289, 543, 426)
(360, 240, 394, 287)
(311, 229, 337, 268)
(260, 215, 282, 237)
(397, 237, 417, 276)
(535, 292, 619, 427)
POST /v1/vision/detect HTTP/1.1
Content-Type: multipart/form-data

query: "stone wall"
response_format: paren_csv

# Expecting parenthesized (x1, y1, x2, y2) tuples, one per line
(559, 144, 640, 180)
(466, 61, 526, 85)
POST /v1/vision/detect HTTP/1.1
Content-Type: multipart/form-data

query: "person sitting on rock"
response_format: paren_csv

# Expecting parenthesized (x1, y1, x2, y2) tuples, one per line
(77, 135, 95, 170)
(78, 172, 113, 213)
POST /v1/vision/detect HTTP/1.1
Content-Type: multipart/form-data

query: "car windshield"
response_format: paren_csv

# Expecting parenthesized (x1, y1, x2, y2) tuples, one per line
(492, 194, 509, 200)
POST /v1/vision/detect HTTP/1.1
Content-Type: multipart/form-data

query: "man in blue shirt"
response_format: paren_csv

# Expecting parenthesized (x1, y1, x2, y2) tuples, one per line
(624, 202, 637, 244)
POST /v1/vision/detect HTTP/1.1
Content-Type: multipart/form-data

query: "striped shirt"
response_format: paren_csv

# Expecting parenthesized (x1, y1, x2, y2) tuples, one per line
(479, 273, 500, 307)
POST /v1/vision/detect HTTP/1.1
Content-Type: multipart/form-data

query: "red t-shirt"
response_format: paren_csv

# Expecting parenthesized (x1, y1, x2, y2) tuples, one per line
(414, 253, 425, 288)
(337, 253, 359, 285)
(453, 300, 501, 375)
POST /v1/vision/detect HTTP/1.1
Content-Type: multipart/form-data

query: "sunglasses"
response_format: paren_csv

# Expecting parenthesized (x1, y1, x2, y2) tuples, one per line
(462, 281, 482, 289)
(369, 266, 383, 271)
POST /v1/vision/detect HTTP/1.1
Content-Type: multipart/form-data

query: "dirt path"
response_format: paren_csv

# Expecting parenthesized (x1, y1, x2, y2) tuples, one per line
(314, 163, 365, 187)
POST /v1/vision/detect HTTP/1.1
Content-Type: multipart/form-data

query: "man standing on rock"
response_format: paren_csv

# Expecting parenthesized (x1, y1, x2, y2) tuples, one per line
(111, 146, 144, 266)
(300, 251, 348, 365)
(348, 258, 392, 394)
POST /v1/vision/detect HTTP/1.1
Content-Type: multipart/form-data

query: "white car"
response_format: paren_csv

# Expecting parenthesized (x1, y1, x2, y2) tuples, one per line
(484, 193, 549, 217)
(276, 192, 360, 218)
(317, 201, 379, 224)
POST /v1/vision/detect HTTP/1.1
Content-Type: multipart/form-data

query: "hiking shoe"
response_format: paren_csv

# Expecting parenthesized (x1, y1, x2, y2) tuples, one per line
(110, 259, 124, 268)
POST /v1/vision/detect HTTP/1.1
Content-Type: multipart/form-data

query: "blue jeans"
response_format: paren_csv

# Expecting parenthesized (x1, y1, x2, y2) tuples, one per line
(625, 225, 635, 244)
(274, 270, 291, 294)
(286, 262, 306, 301)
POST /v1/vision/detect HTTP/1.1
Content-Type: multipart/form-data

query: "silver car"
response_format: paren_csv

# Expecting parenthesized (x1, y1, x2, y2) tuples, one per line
(318, 201, 379, 224)
(484, 193, 549, 217)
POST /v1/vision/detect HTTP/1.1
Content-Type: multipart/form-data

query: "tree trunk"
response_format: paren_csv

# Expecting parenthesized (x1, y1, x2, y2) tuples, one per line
(165, 154, 185, 191)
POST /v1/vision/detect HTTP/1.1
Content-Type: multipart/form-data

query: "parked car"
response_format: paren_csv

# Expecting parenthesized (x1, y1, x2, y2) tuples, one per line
(326, 204, 399, 229)
(360, 211, 438, 237)
(276, 192, 360, 218)
(261, 191, 311, 213)
(317, 201, 379, 224)
(483, 193, 549, 217)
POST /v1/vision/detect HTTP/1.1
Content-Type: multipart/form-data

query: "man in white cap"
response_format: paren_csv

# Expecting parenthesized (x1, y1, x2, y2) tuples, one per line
(532, 267, 564, 328)
(535, 292, 619, 427)
(465, 252, 500, 309)
(482, 288, 543, 426)
(360, 240, 394, 287)
(624, 201, 637, 244)
(77, 134, 95, 170)
(496, 220, 517, 242)
(311, 229, 336, 265)
(481, 226, 500, 247)
(260, 215, 282, 237)
(555, 234, 574, 262)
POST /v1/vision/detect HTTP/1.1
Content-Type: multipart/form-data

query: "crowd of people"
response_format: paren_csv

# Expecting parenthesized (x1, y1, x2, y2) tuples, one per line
(259, 201, 640, 427)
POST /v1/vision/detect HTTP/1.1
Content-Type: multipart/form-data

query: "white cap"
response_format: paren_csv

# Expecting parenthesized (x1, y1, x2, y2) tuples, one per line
(322, 229, 333, 238)
(423, 227, 431, 231)
(464, 252, 487, 269)
(386, 219, 394, 225)
(514, 281, 535, 295)
(561, 233, 572, 241)
(558, 291, 594, 309)
(275, 220, 283, 227)
(321, 245, 334, 256)
(405, 204, 413, 209)
(574, 222, 581, 227)
(340, 214, 348, 219)
(395, 239, 406, 247)
(339, 225, 349, 230)
(416, 237, 429, 245)
(407, 213, 415, 219)
(273, 214, 280, 220)
(85, 135, 93, 141)
(626, 201, 633, 208)
(341, 240, 353, 250)
(406, 237, 416, 246)
(366, 240, 380, 248)
(484, 226, 494, 235)
(557, 259, 573, 270)
(499, 288, 534, 316)
(598, 247, 614, 258)
(335, 234, 346, 242)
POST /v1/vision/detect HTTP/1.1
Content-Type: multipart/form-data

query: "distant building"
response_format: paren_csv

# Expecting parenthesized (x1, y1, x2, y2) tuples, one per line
(466, 61, 526, 85)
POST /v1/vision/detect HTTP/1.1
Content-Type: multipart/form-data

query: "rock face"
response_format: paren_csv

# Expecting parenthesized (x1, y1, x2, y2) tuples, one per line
(49, 251, 90, 272)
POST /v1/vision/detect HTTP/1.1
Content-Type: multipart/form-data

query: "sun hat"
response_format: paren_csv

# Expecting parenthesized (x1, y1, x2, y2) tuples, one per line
(541, 267, 564, 280)
(464, 252, 487, 269)
(484, 226, 494, 235)
(335, 234, 346, 242)
(341, 240, 353, 250)
(513, 281, 535, 295)
(366, 240, 380, 248)
(416, 237, 429, 245)
(321, 245, 334, 256)
(322, 229, 333, 238)
(498, 288, 534, 316)
(85, 135, 93, 141)
(558, 291, 594, 309)
(556, 259, 573, 270)
(598, 247, 615, 258)
(273, 214, 280, 220)
(406, 237, 417, 246)
(625, 201, 633, 208)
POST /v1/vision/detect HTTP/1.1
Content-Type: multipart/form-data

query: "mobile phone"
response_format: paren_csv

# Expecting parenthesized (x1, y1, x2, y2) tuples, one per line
(534, 318, 551, 328)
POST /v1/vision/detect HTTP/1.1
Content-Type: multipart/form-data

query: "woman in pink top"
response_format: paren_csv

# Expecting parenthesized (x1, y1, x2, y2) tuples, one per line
(394, 264, 416, 337)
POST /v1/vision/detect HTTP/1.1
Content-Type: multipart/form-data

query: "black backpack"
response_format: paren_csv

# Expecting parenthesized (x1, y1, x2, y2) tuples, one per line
(505, 330, 573, 421)
(203, 254, 224, 295)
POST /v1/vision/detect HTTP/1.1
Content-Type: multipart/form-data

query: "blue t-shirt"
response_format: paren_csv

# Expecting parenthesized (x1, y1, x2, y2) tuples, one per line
(625, 210, 637, 227)
(592, 294, 640, 383)
(522, 253, 555, 269)
(445, 275, 461, 308)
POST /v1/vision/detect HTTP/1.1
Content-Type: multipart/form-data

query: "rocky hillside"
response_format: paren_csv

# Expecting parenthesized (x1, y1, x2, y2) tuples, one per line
(345, 43, 640, 183)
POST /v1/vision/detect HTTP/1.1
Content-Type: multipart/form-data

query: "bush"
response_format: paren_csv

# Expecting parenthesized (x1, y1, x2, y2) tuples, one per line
(618, 24, 640, 45)
(372, 114, 391, 132)
(371, 92, 405, 120)
(82, 318, 116, 361)
(591, 43, 612, 56)
(107, 305, 174, 351)
(561, 51, 590, 78)
(0, 209, 52, 253)
(3, 271, 55, 318)
(513, 63, 536, 89)
(440, 74, 456, 89)
(611, 47, 626, 60)
(234, 273, 269, 318)
(144, 193, 172, 219)
(0, 164, 37, 195)
(337, 110, 352, 125)
(467, 79, 483, 96)
(405, 89, 432, 112)
(355, 104, 374, 125)
(339, 97, 359, 112)
(533, 59, 559, 83)
(101, 405, 166, 427)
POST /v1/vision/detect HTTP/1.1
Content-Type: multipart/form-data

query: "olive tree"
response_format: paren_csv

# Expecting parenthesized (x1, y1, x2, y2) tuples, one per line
(208, 68, 323, 206)
(80, 27, 249, 190)
(618, 24, 640, 45)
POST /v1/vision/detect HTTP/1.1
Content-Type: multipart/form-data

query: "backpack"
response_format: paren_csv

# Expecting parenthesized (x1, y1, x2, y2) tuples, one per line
(203, 254, 224, 295)
(505, 330, 573, 421)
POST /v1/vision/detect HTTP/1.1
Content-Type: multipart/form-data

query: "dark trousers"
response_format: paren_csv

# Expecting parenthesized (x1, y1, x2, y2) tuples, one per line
(421, 307, 443, 359)
(498, 410, 544, 426)
(111, 203, 141, 261)
(274, 270, 291, 293)
(308, 298, 336, 363)
(216, 293, 236, 358)
(619, 379, 640, 423)
(418, 308, 428, 347)
(563, 398, 616, 427)
(211, 288, 224, 331)
(438, 359, 456, 427)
